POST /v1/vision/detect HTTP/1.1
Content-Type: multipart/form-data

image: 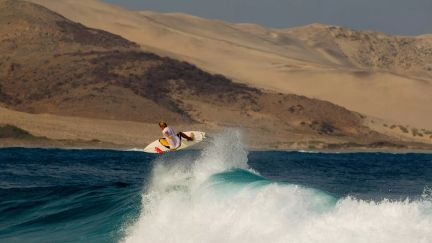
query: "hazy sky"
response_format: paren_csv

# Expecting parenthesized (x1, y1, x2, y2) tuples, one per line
(103, 0, 432, 35)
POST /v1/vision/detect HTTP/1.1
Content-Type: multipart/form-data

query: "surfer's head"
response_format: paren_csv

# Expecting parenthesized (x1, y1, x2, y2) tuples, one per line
(159, 121, 167, 129)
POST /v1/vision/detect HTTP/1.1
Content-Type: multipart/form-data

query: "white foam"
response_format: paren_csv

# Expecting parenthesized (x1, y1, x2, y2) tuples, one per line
(126, 148, 145, 152)
(298, 150, 321, 154)
(122, 130, 432, 243)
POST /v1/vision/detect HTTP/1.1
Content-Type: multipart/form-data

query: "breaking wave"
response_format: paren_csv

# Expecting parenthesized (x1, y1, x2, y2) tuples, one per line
(123, 130, 432, 243)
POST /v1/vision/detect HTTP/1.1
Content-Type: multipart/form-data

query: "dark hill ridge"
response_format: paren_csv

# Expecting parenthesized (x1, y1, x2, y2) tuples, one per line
(0, 0, 136, 50)
(0, 0, 407, 146)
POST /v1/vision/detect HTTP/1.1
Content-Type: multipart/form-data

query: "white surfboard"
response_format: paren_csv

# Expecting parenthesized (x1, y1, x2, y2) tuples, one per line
(144, 131, 206, 154)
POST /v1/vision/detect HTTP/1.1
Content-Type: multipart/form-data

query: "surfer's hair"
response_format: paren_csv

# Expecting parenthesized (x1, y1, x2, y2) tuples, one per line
(158, 121, 167, 127)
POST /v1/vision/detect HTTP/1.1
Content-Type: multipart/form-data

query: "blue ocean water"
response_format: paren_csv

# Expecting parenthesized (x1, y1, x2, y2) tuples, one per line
(1, 136, 432, 242)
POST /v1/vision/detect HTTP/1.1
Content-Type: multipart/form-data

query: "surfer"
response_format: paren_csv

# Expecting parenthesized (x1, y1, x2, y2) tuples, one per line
(159, 121, 194, 149)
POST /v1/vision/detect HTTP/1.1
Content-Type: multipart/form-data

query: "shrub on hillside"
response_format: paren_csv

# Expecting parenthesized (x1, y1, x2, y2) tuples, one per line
(0, 125, 36, 139)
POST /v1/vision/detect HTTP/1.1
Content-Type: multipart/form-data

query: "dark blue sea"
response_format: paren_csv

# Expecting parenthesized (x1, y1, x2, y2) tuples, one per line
(1, 133, 432, 243)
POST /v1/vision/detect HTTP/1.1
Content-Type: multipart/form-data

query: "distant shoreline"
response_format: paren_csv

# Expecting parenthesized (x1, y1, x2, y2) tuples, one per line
(2, 142, 431, 154)
(1, 123, 432, 154)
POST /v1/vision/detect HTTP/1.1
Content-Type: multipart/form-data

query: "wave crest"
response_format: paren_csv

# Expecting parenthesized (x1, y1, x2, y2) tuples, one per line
(123, 130, 432, 243)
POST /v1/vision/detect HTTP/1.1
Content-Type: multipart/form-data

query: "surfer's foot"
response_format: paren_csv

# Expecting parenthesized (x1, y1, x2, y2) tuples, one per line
(188, 133, 195, 141)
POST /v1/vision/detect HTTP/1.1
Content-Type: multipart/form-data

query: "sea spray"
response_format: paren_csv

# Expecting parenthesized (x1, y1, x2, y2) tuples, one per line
(122, 131, 432, 243)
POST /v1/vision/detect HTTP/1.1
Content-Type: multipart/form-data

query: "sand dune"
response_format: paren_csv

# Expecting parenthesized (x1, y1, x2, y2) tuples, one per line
(28, 0, 432, 130)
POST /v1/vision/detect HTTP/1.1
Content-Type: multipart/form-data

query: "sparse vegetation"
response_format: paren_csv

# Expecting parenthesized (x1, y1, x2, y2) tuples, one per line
(411, 128, 424, 137)
(0, 84, 7, 102)
(288, 104, 304, 113)
(309, 121, 337, 135)
(423, 130, 432, 135)
(0, 124, 38, 139)
(57, 20, 138, 49)
(326, 141, 406, 149)
(399, 125, 409, 133)
(369, 141, 406, 148)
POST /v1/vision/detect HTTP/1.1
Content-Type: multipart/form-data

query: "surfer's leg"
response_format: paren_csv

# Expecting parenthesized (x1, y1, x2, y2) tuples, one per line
(178, 132, 194, 141)
(159, 138, 171, 149)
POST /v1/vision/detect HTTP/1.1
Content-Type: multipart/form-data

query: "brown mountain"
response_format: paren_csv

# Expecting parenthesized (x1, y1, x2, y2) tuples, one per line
(28, 0, 432, 130)
(1, 0, 431, 150)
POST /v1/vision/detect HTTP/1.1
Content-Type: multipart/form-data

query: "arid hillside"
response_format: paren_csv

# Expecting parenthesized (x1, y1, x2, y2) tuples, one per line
(284, 24, 432, 78)
(28, 0, 432, 130)
(1, 0, 431, 150)
(0, 0, 254, 124)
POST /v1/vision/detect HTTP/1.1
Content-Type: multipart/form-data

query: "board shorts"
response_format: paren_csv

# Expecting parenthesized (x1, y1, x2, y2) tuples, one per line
(159, 133, 183, 149)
